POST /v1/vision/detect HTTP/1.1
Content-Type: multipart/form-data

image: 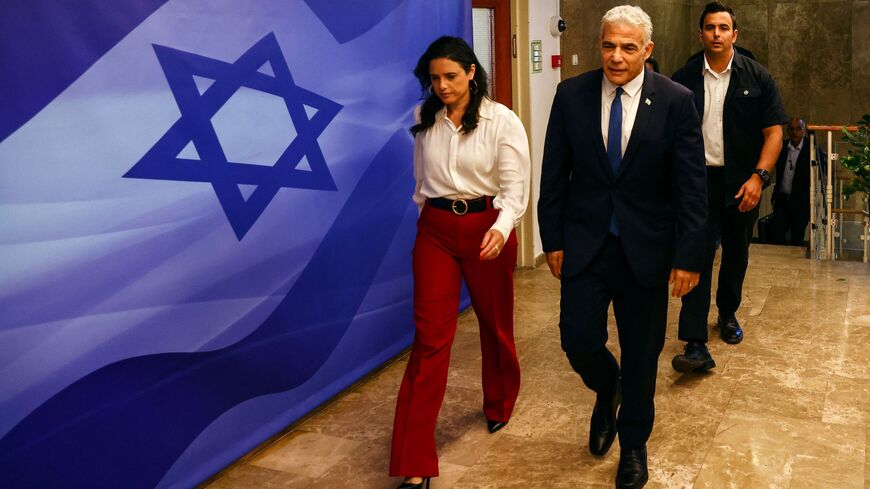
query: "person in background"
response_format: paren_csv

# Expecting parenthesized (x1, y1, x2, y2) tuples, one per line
(771, 117, 819, 246)
(645, 56, 659, 73)
(539, 6, 706, 488)
(389, 36, 531, 489)
(671, 1, 786, 373)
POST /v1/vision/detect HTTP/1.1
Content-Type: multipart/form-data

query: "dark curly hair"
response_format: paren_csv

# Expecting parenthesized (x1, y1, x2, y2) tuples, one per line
(411, 36, 489, 136)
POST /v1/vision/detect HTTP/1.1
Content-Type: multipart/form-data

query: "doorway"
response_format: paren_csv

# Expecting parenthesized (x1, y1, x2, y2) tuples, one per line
(472, 0, 512, 108)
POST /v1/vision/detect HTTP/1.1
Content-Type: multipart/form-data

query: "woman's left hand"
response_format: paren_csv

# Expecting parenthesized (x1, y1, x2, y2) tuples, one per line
(479, 229, 505, 261)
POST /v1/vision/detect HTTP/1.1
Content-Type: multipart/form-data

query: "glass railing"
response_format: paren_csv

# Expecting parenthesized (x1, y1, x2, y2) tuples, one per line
(808, 125, 869, 262)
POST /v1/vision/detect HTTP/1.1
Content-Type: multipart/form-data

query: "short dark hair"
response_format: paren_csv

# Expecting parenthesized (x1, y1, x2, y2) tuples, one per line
(411, 36, 489, 136)
(788, 117, 807, 129)
(699, 2, 737, 30)
(645, 56, 659, 73)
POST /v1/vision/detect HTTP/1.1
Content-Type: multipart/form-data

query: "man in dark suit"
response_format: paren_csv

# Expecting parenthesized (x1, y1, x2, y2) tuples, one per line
(538, 6, 707, 488)
(670, 2, 786, 373)
(772, 118, 816, 245)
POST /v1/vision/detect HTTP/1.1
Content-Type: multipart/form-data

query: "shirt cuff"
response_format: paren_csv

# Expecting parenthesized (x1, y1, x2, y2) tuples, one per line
(490, 212, 514, 243)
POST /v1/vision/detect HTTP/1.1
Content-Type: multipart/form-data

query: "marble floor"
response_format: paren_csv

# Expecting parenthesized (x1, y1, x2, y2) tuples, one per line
(204, 245, 870, 489)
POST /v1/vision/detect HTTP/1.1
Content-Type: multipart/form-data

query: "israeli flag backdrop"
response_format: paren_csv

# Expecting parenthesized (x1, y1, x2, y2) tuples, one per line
(0, 1, 471, 488)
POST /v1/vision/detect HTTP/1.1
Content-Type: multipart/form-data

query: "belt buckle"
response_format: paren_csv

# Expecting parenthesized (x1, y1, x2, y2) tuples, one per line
(451, 198, 468, 215)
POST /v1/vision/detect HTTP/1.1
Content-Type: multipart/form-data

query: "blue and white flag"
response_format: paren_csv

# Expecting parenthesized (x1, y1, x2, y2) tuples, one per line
(0, 1, 470, 488)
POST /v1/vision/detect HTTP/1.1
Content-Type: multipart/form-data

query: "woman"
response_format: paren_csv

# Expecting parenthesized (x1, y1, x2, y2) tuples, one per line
(390, 36, 531, 489)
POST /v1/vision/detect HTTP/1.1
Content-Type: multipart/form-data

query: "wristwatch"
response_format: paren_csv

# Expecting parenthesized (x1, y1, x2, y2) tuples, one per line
(753, 168, 771, 188)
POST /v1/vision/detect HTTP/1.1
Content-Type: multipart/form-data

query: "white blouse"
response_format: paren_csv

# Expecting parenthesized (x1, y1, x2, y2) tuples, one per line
(412, 97, 531, 240)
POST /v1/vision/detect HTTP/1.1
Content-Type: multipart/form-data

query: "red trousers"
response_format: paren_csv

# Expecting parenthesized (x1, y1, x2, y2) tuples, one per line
(390, 204, 521, 477)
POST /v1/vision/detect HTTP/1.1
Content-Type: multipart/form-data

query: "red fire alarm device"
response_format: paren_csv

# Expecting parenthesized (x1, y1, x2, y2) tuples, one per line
(551, 54, 562, 68)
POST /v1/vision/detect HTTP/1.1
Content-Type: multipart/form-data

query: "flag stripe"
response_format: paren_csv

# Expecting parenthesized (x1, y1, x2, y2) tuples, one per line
(0, 0, 170, 142)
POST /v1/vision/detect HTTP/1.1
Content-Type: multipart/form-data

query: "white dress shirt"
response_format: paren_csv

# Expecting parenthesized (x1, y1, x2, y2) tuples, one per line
(701, 53, 733, 167)
(601, 69, 645, 157)
(781, 138, 803, 196)
(412, 97, 531, 240)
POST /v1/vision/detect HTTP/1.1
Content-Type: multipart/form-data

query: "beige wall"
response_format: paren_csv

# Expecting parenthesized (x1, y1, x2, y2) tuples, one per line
(510, 0, 563, 264)
(527, 0, 563, 258)
(560, 0, 870, 125)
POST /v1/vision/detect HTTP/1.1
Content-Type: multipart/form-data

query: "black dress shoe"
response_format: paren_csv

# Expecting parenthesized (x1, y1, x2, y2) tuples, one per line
(718, 314, 744, 344)
(671, 341, 716, 373)
(616, 446, 648, 489)
(589, 384, 620, 456)
(397, 477, 430, 489)
(487, 419, 508, 433)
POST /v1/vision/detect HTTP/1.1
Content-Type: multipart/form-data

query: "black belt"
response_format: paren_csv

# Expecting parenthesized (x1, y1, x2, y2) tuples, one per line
(427, 196, 493, 215)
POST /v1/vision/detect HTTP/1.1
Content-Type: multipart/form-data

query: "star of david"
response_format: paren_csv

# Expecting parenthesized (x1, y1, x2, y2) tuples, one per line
(124, 32, 342, 239)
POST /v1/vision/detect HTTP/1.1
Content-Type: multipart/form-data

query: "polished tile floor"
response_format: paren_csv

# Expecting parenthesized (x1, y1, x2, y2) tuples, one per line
(206, 245, 870, 488)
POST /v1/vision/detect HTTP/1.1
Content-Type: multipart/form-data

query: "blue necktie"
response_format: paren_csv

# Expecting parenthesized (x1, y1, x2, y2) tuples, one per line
(607, 86, 623, 236)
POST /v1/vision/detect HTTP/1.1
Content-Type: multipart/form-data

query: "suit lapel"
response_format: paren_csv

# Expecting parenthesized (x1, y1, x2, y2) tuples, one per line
(775, 142, 787, 185)
(797, 138, 811, 179)
(690, 57, 705, 118)
(588, 70, 612, 180)
(617, 70, 655, 178)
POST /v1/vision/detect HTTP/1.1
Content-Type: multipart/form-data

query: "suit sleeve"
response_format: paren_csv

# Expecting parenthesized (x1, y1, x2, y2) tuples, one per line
(537, 84, 573, 253)
(671, 90, 708, 272)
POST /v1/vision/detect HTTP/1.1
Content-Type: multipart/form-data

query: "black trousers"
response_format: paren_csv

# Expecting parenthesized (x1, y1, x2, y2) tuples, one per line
(679, 167, 758, 342)
(772, 192, 809, 246)
(559, 234, 668, 448)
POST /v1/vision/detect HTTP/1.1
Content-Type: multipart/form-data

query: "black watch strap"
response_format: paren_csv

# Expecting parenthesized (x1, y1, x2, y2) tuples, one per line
(754, 168, 771, 187)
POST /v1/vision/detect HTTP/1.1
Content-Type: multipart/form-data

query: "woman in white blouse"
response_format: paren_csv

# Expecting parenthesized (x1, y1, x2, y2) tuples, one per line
(390, 36, 531, 489)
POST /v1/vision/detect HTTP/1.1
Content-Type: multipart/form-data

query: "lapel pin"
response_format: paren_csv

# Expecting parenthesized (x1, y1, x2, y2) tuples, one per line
(644, 98, 651, 106)
(743, 90, 749, 95)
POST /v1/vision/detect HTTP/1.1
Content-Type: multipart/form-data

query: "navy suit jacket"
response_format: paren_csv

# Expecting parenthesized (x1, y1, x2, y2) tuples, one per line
(538, 69, 707, 288)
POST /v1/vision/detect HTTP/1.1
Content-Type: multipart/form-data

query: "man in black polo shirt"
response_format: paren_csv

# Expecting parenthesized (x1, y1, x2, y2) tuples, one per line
(671, 1, 786, 372)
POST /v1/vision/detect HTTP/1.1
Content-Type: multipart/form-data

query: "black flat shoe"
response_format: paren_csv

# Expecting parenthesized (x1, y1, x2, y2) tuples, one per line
(487, 419, 508, 433)
(397, 477, 430, 489)
(616, 445, 648, 489)
(718, 314, 743, 344)
(672, 341, 716, 373)
(589, 382, 620, 456)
